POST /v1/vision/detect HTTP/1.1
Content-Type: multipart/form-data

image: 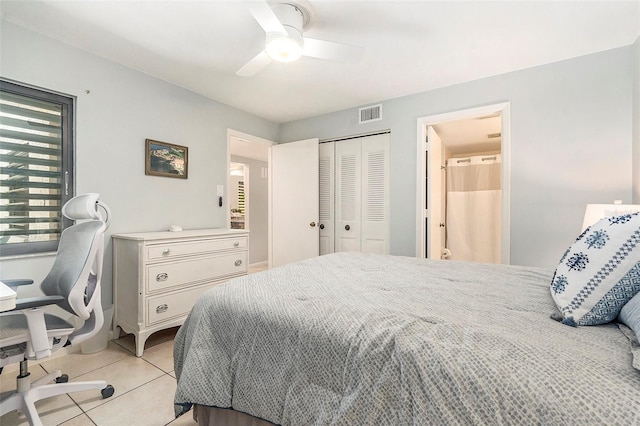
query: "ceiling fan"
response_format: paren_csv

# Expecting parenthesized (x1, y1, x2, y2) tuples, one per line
(236, 0, 364, 77)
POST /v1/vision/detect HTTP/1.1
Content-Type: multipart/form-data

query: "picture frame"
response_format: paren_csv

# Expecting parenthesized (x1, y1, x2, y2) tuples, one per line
(145, 139, 188, 179)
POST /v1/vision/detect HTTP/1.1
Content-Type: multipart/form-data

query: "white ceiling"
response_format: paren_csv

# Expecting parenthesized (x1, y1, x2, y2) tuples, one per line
(231, 136, 269, 161)
(434, 114, 501, 156)
(1, 1, 638, 124)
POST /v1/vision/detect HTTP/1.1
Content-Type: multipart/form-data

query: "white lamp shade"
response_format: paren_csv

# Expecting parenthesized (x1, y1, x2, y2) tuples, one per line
(581, 203, 640, 232)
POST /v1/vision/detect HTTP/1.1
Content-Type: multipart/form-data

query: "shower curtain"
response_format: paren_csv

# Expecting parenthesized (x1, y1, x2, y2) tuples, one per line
(446, 154, 501, 263)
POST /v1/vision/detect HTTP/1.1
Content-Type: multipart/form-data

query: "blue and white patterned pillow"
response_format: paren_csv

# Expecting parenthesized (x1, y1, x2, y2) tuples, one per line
(550, 212, 640, 326)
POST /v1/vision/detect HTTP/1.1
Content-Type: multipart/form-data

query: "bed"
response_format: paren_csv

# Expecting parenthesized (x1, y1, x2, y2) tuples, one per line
(173, 249, 640, 425)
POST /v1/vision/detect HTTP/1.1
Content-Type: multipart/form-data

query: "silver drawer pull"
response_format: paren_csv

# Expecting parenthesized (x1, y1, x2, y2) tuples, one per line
(162, 249, 171, 255)
(156, 304, 168, 314)
(233, 241, 240, 247)
(235, 259, 243, 267)
(156, 272, 168, 282)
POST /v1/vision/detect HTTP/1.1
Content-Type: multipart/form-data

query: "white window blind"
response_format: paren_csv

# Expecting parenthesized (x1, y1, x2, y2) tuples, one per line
(0, 80, 74, 256)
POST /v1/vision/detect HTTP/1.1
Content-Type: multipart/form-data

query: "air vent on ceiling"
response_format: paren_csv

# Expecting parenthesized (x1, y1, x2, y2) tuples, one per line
(359, 104, 382, 124)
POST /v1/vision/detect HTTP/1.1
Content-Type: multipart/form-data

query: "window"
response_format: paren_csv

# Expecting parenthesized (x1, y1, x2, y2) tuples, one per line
(0, 80, 74, 256)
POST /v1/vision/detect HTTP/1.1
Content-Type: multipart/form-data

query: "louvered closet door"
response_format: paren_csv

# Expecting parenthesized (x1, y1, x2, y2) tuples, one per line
(333, 134, 390, 254)
(319, 142, 335, 255)
(335, 139, 362, 252)
(361, 134, 390, 254)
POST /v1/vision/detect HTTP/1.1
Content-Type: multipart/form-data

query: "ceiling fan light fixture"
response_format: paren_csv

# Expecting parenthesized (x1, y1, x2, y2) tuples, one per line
(239, 0, 361, 76)
(266, 32, 303, 62)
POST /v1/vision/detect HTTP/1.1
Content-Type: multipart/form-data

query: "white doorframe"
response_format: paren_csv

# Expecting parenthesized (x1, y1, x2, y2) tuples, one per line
(227, 129, 274, 265)
(415, 102, 511, 264)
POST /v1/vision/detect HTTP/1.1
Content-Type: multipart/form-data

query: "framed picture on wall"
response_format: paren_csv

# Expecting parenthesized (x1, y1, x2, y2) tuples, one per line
(145, 139, 188, 179)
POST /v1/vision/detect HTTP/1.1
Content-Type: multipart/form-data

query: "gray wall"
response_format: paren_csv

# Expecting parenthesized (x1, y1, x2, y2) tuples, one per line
(633, 36, 640, 204)
(1, 19, 636, 300)
(231, 155, 269, 265)
(281, 47, 635, 268)
(0, 21, 279, 306)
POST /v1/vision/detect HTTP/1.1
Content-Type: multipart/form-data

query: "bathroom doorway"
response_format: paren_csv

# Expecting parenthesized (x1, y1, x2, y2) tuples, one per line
(416, 103, 511, 264)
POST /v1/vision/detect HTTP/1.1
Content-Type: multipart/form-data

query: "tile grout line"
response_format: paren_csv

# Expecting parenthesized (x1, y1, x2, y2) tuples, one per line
(83, 372, 177, 426)
(1, 333, 180, 425)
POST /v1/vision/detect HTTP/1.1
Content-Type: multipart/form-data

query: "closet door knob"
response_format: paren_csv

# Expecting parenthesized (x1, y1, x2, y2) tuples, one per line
(345, 225, 351, 231)
(310, 222, 316, 227)
(319, 224, 325, 230)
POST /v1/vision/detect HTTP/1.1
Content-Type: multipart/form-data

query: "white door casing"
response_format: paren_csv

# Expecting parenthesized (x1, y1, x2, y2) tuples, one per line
(271, 138, 320, 267)
(415, 102, 511, 263)
(427, 126, 444, 259)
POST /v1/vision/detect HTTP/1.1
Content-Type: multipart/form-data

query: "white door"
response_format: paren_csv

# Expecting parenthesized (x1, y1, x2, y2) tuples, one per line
(334, 134, 390, 254)
(319, 142, 335, 255)
(271, 138, 319, 267)
(335, 138, 362, 252)
(361, 134, 390, 254)
(427, 126, 444, 259)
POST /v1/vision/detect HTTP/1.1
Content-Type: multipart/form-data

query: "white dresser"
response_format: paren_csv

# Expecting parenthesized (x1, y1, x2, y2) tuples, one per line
(112, 228, 249, 356)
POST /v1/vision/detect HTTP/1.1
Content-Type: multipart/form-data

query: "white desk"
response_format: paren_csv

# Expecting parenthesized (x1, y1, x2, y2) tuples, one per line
(0, 280, 17, 312)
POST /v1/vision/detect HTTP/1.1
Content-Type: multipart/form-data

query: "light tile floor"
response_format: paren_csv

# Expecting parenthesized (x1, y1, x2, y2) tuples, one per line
(0, 327, 195, 426)
(0, 265, 268, 426)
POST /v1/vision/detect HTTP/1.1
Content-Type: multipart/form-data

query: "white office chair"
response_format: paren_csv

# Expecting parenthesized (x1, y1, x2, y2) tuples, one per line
(0, 193, 115, 426)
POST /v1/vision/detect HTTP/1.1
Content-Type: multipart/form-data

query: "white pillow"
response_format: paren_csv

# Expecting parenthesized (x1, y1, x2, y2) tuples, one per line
(619, 291, 640, 342)
(551, 212, 640, 326)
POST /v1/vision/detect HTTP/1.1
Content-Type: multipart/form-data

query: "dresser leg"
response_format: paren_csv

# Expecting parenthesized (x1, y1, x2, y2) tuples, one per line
(136, 335, 146, 357)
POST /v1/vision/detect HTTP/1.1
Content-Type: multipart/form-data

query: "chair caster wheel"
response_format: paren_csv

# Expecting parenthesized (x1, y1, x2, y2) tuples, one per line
(56, 374, 69, 383)
(102, 384, 115, 398)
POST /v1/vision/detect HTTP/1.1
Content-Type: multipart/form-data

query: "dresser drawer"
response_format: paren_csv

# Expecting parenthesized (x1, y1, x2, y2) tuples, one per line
(147, 236, 247, 261)
(146, 284, 215, 325)
(146, 252, 247, 292)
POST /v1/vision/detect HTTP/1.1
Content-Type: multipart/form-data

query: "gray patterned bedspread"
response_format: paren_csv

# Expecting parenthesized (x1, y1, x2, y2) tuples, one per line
(174, 252, 640, 425)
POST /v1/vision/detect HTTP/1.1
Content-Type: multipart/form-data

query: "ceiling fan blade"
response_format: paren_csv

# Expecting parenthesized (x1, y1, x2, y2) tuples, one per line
(236, 50, 272, 77)
(302, 38, 364, 63)
(247, 1, 287, 35)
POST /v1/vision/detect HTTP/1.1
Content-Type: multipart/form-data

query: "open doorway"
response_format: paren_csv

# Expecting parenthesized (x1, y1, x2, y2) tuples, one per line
(228, 130, 272, 272)
(229, 162, 248, 230)
(416, 103, 511, 264)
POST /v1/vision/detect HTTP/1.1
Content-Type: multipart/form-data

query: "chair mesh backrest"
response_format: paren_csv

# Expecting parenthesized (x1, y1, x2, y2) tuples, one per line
(40, 220, 105, 317)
